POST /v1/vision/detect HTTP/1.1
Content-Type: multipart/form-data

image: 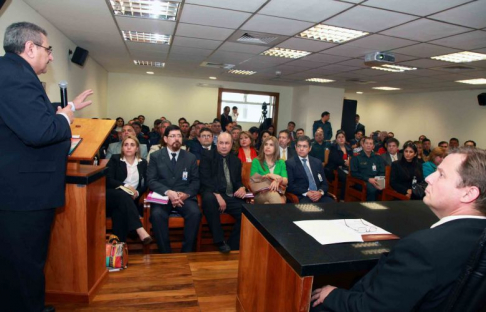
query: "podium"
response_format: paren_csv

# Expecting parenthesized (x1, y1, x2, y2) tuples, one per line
(45, 118, 115, 303)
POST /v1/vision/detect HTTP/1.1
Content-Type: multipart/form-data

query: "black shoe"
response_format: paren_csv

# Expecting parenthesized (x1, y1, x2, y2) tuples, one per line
(142, 236, 153, 245)
(43, 306, 55, 312)
(217, 241, 231, 254)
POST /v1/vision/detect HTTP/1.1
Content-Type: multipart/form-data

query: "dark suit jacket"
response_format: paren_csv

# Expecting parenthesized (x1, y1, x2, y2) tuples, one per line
(220, 113, 232, 131)
(0, 53, 71, 210)
(141, 124, 150, 135)
(286, 155, 329, 199)
(147, 148, 199, 198)
(327, 143, 353, 171)
(355, 122, 365, 135)
(106, 155, 147, 196)
(323, 218, 486, 312)
(188, 138, 216, 161)
(381, 152, 402, 166)
(199, 148, 244, 194)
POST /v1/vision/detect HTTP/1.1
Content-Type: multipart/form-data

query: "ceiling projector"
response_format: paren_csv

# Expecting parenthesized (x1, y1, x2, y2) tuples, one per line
(364, 52, 396, 66)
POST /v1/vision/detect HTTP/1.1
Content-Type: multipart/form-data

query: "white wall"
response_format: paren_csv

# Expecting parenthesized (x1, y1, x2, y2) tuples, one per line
(107, 73, 293, 131)
(347, 89, 486, 148)
(0, 0, 108, 118)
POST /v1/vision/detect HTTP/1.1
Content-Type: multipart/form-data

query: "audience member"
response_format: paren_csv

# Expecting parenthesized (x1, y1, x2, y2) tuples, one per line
(180, 121, 190, 139)
(390, 142, 424, 199)
(267, 124, 275, 136)
(418, 134, 426, 142)
(138, 115, 150, 135)
(296, 128, 305, 138)
(230, 127, 241, 144)
(249, 126, 259, 143)
(388, 132, 394, 138)
(187, 127, 215, 161)
(131, 121, 149, 145)
(286, 136, 333, 204)
(413, 141, 426, 164)
(313, 111, 332, 141)
(237, 131, 257, 163)
(199, 133, 245, 253)
(423, 147, 446, 178)
(350, 137, 385, 201)
(115, 117, 124, 132)
(309, 129, 327, 164)
(178, 117, 187, 127)
(350, 129, 364, 148)
(106, 125, 148, 159)
(353, 137, 365, 156)
(220, 106, 232, 131)
(278, 130, 296, 161)
(355, 114, 365, 135)
(148, 119, 162, 148)
(380, 138, 401, 166)
(211, 120, 222, 144)
(225, 121, 234, 133)
(255, 130, 271, 151)
(311, 147, 486, 312)
(287, 121, 296, 141)
(106, 136, 152, 243)
(147, 125, 201, 253)
(438, 141, 449, 152)
(231, 106, 239, 123)
(147, 120, 172, 161)
(422, 138, 432, 156)
(464, 140, 476, 148)
(374, 131, 388, 153)
(250, 136, 288, 204)
(449, 137, 459, 149)
(327, 131, 352, 200)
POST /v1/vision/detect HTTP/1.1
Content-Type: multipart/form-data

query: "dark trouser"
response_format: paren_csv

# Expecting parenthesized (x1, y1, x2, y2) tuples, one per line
(201, 192, 243, 250)
(337, 168, 348, 200)
(0, 208, 56, 312)
(106, 189, 143, 242)
(365, 182, 381, 201)
(150, 199, 201, 253)
(298, 194, 334, 204)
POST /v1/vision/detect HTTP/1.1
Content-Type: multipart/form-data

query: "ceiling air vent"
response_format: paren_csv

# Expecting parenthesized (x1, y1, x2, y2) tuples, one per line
(237, 33, 280, 45)
(431, 65, 479, 73)
(200, 62, 235, 69)
(346, 78, 376, 85)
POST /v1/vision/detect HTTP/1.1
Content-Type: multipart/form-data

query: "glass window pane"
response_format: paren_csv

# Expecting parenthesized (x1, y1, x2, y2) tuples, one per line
(222, 92, 245, 102)
(247, 94, 270, 104)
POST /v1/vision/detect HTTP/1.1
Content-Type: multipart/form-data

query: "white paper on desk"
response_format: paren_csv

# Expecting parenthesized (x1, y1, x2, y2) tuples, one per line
(294, 220, 364, 245)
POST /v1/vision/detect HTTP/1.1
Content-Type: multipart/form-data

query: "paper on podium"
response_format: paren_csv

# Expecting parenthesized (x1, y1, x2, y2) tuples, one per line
(294, 219, 395, 245)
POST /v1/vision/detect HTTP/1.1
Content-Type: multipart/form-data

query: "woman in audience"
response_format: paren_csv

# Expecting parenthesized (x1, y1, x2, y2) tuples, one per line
(390, 142, 424, 199)
(267, 125, 275, 136)
(422, 147, 446, 178)
(413, 140, 426, 163)
(106, 136, 152, 243)
(250, 136, 288, 204)
(115, 117, 124, 133)
(353, 137, 365, 156)
(327, 130, 353, 200)
(255, 130, 271, 151)
(237, 131, 258, 163)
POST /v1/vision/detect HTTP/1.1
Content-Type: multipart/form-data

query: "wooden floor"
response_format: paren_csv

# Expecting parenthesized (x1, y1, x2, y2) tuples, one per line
(48, 252, 239, 311)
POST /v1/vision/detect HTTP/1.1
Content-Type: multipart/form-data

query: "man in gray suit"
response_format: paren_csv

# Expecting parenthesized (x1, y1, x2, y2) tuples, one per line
(147, 125, 201, 253)
(381, 137, 401, 166)
(106, 124, 148, 159)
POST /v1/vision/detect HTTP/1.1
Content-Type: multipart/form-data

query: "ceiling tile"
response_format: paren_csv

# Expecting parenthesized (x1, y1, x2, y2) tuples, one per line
(335, 58, 369, 68)
(184, 0, 267, 12)
(301, 53, 351, 63)
(130, 50, 168, 60)
(258, 0, 353, 23)
(325, 6, 418, 32)
(371, 73, 420, 81)
(126, 42, 171, 53)
(317, 64, 360, 73)
(429, 1, 486, 29)
(168, 53, 208, 62)
(206, 51, 254, 64)
(241, 15, 314, 36)
(322, 44, 378, 58)
(115, 16, 175, 34)
(392, 53, 420, 62)
(348, 34, 418, 50)
(363, 0, 471, 16)
(218, 42, 268, 54)
(172, 37, 222, 50)
(284, 59, 326, 68)
(381, 19, 471, 42)
(398, 58, 451, 68)
(391, 43, 461, 58)
(350, 68, 389, 76)
(430, 30, 486, 50)
(180, 5, 251, 29)
(411, 68, 451, 76)
(261, 65, 310, 75)
(170, 46, 214, 56)
(176, 23, 234, 41)
(277, 38, 336, 52)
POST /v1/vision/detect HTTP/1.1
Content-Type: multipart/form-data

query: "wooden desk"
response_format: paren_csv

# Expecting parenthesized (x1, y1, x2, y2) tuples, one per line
(236, 201, 438, 311)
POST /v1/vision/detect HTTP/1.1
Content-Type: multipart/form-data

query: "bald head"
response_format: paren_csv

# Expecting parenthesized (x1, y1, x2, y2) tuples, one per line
(217, 132, 233, 156)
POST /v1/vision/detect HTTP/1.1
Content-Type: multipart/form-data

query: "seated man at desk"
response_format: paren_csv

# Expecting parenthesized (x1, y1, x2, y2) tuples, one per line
(311, 147, 486, 312)
(106, 124, 148, 159)
(286, 136, 333, 203)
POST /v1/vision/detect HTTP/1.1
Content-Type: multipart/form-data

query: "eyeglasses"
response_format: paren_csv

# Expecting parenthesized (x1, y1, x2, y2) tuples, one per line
(200, 135, 212, 139)
(168, 134, 182, 139)
(34, 43, 53, 55)
(344, 219, 377, 233)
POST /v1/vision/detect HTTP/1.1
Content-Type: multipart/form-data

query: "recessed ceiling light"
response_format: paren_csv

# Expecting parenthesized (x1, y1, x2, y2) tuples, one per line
(298, 24, 369, 44)
(371, 66, 403, 73)
(122, 30, 171, 44)
(356, 91, 363, 94)
(209, 77, 217, 80)
(146, 71, 154, 75)
(456, 78, 486, 85)
(372, 86, 401, 91)
(110, 0, 180, 21)
(261, 47, 311, 59)
(306, 78, 335, 83)
(431, 51, 486, 63)
(228, 69, 257, 75)
(133, 60, 165, 67)
(372, 64, 417, 73)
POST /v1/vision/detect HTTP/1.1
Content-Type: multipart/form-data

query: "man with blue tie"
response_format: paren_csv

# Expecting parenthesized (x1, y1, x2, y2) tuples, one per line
(286, 136, 333, 203)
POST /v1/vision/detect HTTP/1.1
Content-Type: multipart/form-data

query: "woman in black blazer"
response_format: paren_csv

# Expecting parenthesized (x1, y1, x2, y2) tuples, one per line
(326, 131, 353, 200)
(390, 142, 424, 199)
(106, 136, 152, 243)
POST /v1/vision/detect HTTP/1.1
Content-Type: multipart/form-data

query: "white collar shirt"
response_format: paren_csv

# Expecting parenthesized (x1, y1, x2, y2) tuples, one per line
(167, 147, 181, 161)
(431, 215, 486, 228)
(120, 157, 141, 190)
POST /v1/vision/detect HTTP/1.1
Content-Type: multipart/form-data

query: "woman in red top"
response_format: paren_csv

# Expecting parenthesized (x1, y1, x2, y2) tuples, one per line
(237, 131, 258, 163)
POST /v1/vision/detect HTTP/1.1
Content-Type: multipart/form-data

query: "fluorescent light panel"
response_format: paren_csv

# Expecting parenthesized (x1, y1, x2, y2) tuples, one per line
(372, 64, 417, 73)
(306, 78, 335, 83)
(431, 51, 486, 63)
(298, 24, 368, 43)
(122, 30, 171, 44)
(228, 69, 256, 75)
(261, 47, 311, 59)
(456, 78, 486, 85)
(110, 0, 179, 21)
(371, 66, 403, 73)
(133, 60, 165, 67)
(372, 86, 401, 90)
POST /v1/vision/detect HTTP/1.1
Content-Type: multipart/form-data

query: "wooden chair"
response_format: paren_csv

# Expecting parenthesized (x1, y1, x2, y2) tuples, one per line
(344, 164, 384, 202)
(382, 166, 410, 201)
(327, 169, 340, 200)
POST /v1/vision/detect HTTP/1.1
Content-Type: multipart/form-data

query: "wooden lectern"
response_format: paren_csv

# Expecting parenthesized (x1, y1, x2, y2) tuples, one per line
(45, 118, 115, 303)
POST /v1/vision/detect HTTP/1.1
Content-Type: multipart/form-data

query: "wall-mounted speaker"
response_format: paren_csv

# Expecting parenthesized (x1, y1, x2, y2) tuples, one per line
(71, 47, 89, 66)
(478, 93, 486, 106)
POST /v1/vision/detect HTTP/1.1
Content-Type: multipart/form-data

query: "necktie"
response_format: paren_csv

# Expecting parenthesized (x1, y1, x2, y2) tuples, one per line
(223, 158, 233, 197)
(302, 158, 317, 191)
(282, 149, 286, 161)
(171, 153, 177, 169)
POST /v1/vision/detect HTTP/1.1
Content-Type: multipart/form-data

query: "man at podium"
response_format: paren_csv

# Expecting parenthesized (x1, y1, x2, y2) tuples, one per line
(0, 22, 93, 312)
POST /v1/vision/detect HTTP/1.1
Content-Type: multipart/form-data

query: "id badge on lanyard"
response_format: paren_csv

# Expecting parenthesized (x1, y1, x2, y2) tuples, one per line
(182, 168, 188, 180)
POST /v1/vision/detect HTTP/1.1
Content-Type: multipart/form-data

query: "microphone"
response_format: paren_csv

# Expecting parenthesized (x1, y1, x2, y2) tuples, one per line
(59, 81, 68, 108)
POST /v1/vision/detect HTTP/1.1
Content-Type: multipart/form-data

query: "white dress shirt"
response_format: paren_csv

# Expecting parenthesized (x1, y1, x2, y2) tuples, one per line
(121, 157, 142, 195)
(167, 147, 181, 161)
(431, 215, 486, 228)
